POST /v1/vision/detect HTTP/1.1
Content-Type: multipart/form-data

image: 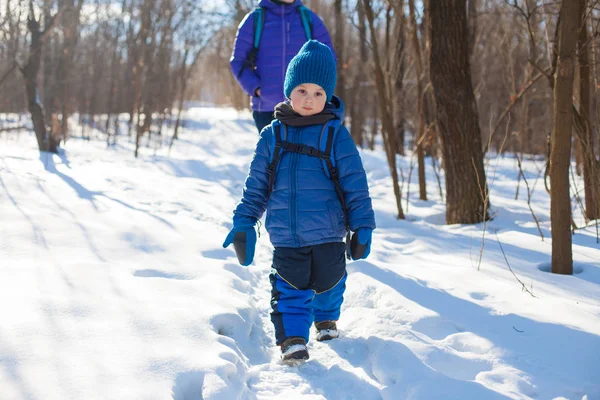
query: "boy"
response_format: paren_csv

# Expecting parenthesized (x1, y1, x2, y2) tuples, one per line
(223, 40, 376, 364)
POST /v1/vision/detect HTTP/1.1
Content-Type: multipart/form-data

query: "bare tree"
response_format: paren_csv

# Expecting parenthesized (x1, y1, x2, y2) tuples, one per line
(408, 0, 427, 200)
(550, 0, 580, 275)
(392, 0, 406, 157)
(362, 0, 405, 219)
(19, 0, 61, 153)
(428, 0, 489, 224)
(105, 0, 129, 146)
(577, 0, 600, 221)
(334, 0, 346, 103)
(56, 0, 84, 144)
(349, 0, 368, 147)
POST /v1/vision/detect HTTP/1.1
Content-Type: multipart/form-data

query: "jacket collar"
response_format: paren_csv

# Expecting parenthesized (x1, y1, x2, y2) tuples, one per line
(258, 0, 302, 14)
(274, 102, 336, 127)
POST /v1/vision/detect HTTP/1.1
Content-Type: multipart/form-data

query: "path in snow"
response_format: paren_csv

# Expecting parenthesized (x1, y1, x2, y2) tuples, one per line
(177, 109, 535, 400)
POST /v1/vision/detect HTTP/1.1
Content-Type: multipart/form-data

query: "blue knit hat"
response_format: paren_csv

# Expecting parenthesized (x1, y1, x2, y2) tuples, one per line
(284, 40, 337, 101)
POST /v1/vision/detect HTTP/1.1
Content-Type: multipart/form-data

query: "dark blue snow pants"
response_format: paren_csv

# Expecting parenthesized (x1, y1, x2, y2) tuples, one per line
(252, 111, 274, 133)
(269, 242, 347, 345)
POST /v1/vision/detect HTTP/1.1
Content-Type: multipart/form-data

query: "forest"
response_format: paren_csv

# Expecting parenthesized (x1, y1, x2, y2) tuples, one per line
(1, 0, 598, 274)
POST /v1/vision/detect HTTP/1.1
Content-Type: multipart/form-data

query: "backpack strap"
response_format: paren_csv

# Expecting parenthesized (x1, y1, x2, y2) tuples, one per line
(320, 121, 352, 258)
(322, 124, 350, 231)
(253, 7, 265, 49)
(297, 6, 313, 41)
(266, 122, 285, 198)
(239, 6, 312, 78)
(237, 7, 264, 78)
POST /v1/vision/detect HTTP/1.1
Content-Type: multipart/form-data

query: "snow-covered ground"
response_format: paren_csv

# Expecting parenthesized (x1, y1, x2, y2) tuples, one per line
(0, 107, 599, 400)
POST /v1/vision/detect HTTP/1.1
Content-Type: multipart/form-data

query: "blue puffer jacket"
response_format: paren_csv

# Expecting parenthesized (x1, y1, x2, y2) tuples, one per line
(233, 96, 376, 248)
(230, 0, 335, 112)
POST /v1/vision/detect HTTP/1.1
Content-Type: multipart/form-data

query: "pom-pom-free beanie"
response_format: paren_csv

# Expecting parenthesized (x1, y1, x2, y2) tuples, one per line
(284, 40, 337, 101)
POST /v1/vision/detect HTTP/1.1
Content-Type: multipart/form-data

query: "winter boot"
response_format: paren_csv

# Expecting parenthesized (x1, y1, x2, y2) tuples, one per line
(281, 337, 309, 364)
(315, 320, 339, 341)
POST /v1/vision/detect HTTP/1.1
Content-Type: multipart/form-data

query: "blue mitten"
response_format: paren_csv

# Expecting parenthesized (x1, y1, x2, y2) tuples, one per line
(222, 215, 257, 266)
(350, 228, 373, 260)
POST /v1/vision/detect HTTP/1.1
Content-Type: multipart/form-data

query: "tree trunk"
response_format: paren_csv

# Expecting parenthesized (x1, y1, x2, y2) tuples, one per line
(369, 93, 377, 150)
(172, 47, 190, 144)
(428, 0, 489, 224)
(334, 0, 345, 103)
(106, 0, 127, 146)
(350, 0, 367, 147)
(550, 0, 579, 275)
(362, 0, 405, 219)
(21, 6, 52, 153)
(132, 0, 153, 157)
(57, 0, 82, 146)
(42, 0, 55, 128)
(577, 0, 600, 221)
(408, 0, 427, 200)
(393, 0, 406, 157)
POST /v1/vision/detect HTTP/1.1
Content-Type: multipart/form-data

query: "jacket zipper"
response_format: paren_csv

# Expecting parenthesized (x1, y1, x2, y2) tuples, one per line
(281, 7, 286, 82)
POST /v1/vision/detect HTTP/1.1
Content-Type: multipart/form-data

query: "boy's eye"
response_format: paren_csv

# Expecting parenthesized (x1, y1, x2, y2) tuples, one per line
(315, 92, 323, 97)
(298, 89, 306, 94)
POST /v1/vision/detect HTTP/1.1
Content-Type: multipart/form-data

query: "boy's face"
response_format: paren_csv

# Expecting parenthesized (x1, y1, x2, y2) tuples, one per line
(289, 83, 327, 117)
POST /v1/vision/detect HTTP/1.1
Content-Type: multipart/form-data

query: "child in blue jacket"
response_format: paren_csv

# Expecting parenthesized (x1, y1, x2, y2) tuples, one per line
(223, 40, 376, 363)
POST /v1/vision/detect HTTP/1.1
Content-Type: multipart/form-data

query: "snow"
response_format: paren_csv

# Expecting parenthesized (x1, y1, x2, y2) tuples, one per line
(0, 106, 599, 400)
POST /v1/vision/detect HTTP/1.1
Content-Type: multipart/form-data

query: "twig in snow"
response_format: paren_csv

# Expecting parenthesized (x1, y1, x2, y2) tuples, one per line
(476, 113, 510, 271)
(494, 229, 537, 298)
(515, 153, 544, 240)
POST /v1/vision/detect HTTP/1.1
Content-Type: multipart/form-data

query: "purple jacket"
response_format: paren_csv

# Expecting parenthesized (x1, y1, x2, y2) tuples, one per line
(230, 0, 335, 112)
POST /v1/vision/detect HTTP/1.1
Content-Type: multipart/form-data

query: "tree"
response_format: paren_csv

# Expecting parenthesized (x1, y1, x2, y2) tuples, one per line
(349, 0, 368, 148)
(392, 0, 406, 157)
(19, 0, 61, 153)
(550, 0, 580, 275)
(334, 0, 345, 104)
(362, 0, 405, 219)
(408, 0, 427, 200)
(577, 0, 600, 222)
(428, 0, 489, 224)
(56, 0, 83, 145)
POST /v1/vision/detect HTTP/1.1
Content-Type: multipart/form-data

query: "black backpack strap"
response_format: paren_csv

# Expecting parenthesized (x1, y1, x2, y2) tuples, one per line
(322, 125, 350, 233)
(267, 123, 284, 197)
(237, 8, 264, 78)
(280, 142, 328, 159)
(322, 125, 352, 259)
